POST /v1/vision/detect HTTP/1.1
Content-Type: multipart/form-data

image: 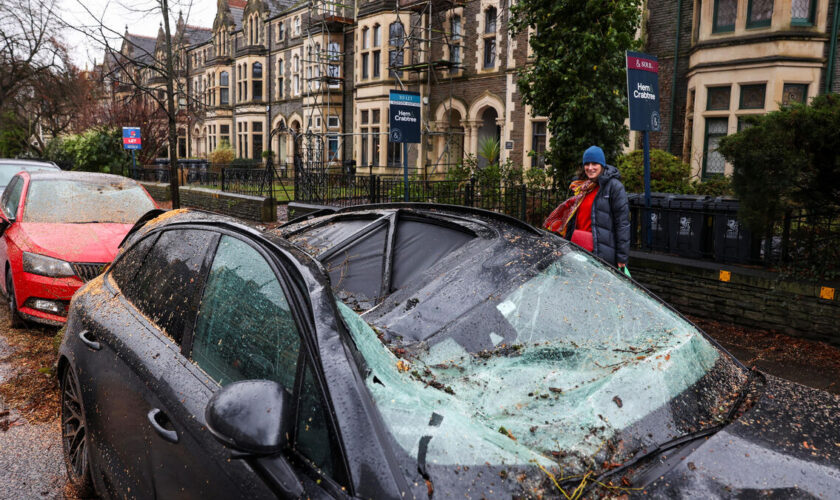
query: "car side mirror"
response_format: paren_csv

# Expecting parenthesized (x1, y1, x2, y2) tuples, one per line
(0, 217, 10, 236)
(205, 380, 290, 455)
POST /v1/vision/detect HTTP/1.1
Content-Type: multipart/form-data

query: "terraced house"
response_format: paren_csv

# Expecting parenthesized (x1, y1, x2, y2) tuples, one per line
(101, 0, 551, 177)
(646, 0, 840, 178)
(101, 0, 840, 177)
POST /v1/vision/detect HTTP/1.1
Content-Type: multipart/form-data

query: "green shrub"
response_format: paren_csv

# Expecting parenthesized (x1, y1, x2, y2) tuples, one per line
(209, 139, 234, 165)
(44, 128, 129, 174)
(524, 166, 552, 189)
(692, 176, 734, 197)
(43, 137, 75, 170)
(615, 149, 694, 194)
(718, 94, 840, 232)
(231, 157, 260, 168)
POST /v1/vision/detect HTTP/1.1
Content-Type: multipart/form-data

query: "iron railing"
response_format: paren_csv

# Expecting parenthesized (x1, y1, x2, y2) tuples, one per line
(133, 165, 840, 281)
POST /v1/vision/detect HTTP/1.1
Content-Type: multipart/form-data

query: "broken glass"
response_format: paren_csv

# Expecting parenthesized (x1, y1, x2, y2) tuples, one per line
(338, 247, 743, 474)
(286, 218, 374, 256)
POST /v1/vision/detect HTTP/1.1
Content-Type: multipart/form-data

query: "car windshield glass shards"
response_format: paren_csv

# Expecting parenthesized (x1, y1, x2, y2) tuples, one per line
(339, 247, 746, 480)
(0, 163, 57, 188)
(23, 178, 155, 223)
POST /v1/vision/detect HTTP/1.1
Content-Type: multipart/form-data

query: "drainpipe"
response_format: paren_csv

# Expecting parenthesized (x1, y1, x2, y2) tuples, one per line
(825, 0, 840, 93)
(667, 0, 683, 154)
(267, 19, 273, 162)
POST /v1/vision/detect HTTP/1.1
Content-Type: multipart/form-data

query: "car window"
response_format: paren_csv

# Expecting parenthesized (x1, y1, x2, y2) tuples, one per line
(295, 358, 348, 488)
(391, 218, 474, 291)
(2, 176, 23, 219)
(110, 233, 159, 288)
(191, 235, 300, 389)
(22, 178, 154, 223)
(323, 223, 388, 305)
(0, 164, 57, 187)
(121, 229, 216, 344)
(284, 213, 475, 310)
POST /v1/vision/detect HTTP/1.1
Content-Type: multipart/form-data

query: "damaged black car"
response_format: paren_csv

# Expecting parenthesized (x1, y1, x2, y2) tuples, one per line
(58, 205, 840, 499)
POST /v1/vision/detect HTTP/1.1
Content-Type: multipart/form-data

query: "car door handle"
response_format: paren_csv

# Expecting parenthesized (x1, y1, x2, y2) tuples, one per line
(147, 409, 179, 444)
(78, 330, 101, 351)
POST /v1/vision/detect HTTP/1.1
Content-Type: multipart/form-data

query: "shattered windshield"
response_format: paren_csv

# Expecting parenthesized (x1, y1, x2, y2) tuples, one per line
(339, 247, 746, 480)
(23, 179, 155, 223)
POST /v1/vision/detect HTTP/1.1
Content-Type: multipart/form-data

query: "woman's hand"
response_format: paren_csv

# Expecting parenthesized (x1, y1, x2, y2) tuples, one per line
(617, 262, 626, 268)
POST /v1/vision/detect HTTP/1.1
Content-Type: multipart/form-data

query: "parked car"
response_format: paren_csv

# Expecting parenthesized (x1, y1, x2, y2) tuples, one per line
(0, 171, 157, 326)
(0, 159, 60, 192)
(58, 206, 840, 499)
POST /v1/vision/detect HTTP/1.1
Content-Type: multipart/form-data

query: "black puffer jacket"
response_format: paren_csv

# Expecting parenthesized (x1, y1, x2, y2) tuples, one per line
(567, 164, 630, 266)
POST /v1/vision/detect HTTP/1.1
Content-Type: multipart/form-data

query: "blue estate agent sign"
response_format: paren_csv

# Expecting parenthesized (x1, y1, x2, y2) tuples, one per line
(626, 51, 661, 132)
(388, 90, 421, 144)
(122, 127, 142, 150)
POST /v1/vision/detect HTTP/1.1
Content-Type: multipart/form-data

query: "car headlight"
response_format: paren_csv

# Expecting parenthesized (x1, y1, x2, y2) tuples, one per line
(22, 252, 75, 278)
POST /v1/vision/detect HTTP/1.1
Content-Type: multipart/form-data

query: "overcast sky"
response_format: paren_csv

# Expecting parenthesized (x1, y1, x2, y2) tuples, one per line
(58, 0, 217, 67)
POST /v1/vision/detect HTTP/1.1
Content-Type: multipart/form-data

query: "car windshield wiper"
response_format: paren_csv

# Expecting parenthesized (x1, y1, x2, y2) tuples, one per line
(578, 367, 763, 492)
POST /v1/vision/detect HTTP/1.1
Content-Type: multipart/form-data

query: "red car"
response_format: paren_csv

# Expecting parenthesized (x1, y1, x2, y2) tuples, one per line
(0, 171, 158, 326)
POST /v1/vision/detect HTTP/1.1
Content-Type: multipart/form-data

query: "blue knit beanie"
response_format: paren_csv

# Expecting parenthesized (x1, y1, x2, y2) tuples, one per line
(582, 145, 606, 166)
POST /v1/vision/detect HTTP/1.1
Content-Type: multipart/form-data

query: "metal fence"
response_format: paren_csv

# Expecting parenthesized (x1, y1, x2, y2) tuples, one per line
(135, 163, 295, 199)
(135, 165, 839, 281)
(292, 173, 840, 281)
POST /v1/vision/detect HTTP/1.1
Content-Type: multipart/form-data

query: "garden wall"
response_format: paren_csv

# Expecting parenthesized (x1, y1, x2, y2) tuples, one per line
(630, 251, 840, 346)
(140, 182, 276, 222)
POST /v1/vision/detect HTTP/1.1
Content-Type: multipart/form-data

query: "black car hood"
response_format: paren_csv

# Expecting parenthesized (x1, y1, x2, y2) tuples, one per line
(644, 375, 840, 498)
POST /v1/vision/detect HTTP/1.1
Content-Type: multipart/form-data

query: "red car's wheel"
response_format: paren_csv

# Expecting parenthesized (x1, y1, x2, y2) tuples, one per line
(6, 271, 25, 329)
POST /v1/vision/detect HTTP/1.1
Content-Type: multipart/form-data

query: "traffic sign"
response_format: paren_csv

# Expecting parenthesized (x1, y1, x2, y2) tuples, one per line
(122, 127, 142, 150)
(626, 51, 661, 132)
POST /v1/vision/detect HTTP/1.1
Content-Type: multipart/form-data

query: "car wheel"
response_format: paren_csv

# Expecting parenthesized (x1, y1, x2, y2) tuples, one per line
(61, 366, 95, 496)
(6, 271, 24, 329)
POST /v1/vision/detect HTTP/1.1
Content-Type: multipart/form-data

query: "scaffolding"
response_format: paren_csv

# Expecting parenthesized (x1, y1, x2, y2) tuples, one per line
(291, 0, 474, 180)
(389, 0, 469, 178)
(297, 0, 353, 174)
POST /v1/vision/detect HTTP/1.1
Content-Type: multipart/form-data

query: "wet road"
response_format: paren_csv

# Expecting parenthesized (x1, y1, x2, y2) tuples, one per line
(0, 309, 67, 499)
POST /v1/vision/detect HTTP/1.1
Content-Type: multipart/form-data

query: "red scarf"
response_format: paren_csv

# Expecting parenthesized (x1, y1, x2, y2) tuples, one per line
(543, 180, 598, 237)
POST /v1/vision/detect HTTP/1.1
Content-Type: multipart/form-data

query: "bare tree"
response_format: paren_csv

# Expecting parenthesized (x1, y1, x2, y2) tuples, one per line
(0, 0, 77, 155)
(0, 0, 67, 110)
(64, 0, 204, 208)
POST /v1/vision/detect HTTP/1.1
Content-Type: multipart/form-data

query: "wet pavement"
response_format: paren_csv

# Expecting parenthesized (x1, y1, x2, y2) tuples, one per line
(689, 315, 840, 395)
(0, 311, 67, 499)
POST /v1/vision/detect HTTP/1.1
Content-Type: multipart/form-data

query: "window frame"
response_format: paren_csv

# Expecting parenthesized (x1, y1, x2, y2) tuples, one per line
(188, 232, 301, 389)
(485, 7, 497, 34)
(530, 120, 547, 168)
(109, 227, 220, 347)
(738, 83, 766, 110)
(706, 85, 731, 111)
(713, 0, 737, 33)
(482, 7, 497, 70)
(252, 62, 263, 101)
(781, 82, 809, 106)
(220, 71, 230, 105)
(702, 117, 729, 178)
(746, 0, 773, 28)
(791, 0, 816, 26)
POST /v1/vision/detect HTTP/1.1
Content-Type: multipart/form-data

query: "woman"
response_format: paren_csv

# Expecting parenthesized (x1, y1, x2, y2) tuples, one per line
(544, 145, 630, 268)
